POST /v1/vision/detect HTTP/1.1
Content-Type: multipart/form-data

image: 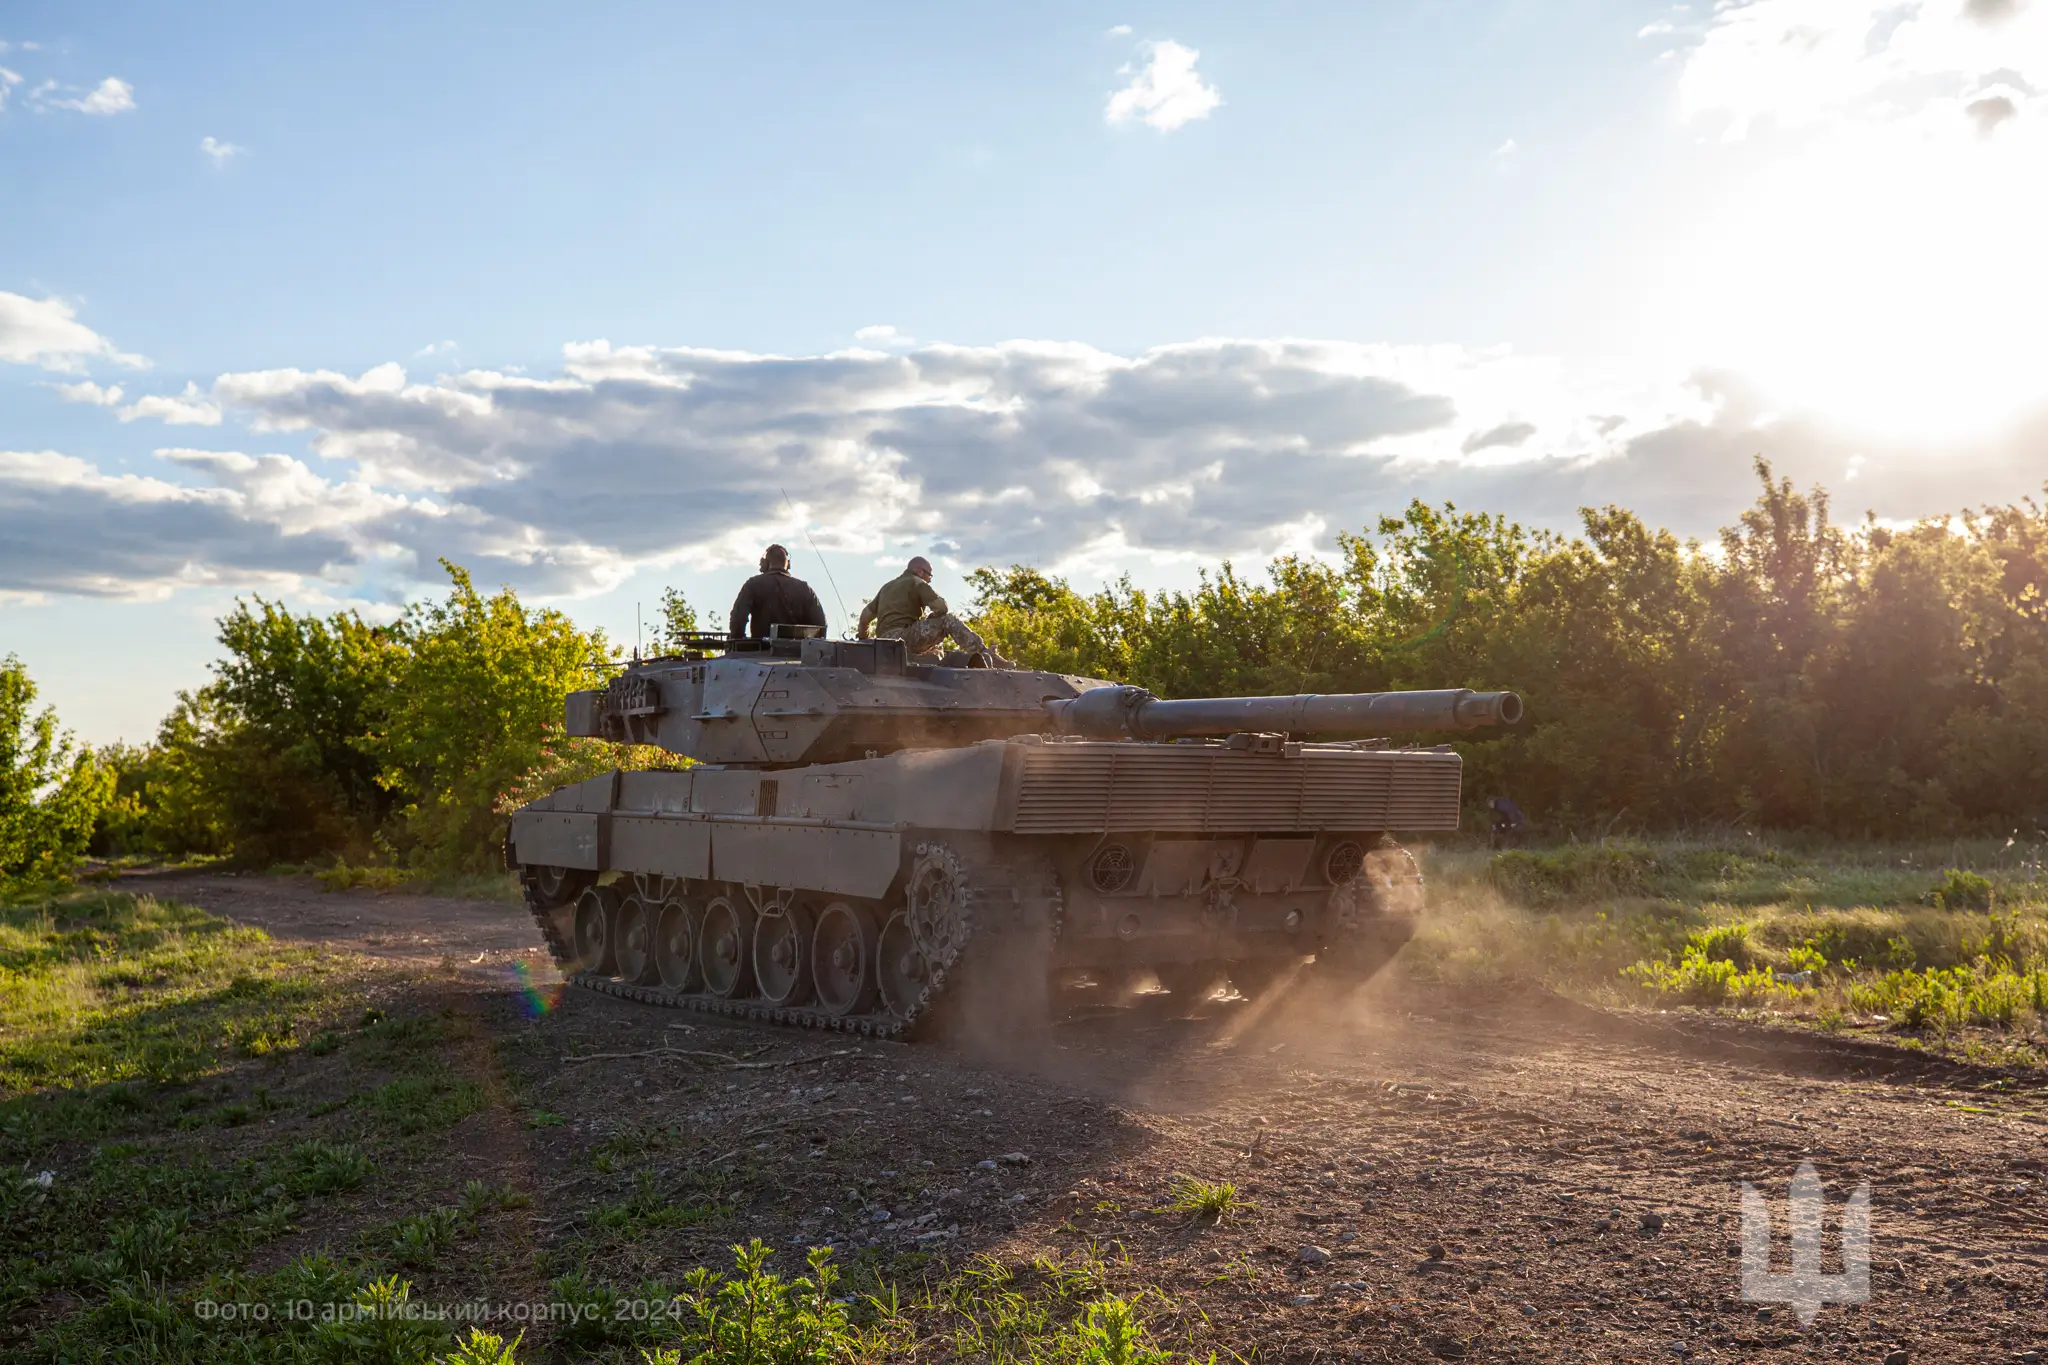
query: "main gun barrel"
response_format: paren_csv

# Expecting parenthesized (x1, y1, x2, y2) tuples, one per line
(1044, 686, 1522, 741)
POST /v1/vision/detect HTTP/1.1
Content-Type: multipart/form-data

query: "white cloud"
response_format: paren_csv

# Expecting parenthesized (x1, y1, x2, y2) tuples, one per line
(0, 448, 399, 601)
(1491, 137, 1517, 158)
(52, 379, 123, 406)
(1638, 21, 1675, 37)
(182, 340, 1801, 585)
(412, 339, 458, 358)
(9, 334, 2045, 604)
(1105, 39, 1222, 132)
(200, 135, 244, 164)
(118, 383, 224, 426)
(853, 324, 915, 349)
(0, 67, 19, 114)
(0, 291, 147, 372)
(38, 75, 135, 115)
(1106, 25, 1132, 38)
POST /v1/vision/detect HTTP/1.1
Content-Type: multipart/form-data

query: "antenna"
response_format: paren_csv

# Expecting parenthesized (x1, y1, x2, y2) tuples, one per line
(781, 486, 851, 633)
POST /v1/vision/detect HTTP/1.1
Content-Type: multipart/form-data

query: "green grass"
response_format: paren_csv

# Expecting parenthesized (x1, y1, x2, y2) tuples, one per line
(1412, 838, 2048, 1050)
(1163, 1175, 1240, 1223)
(1480, 837, 2048, 912)
(0, 889, 508, 1362)
(0, 891, 348, 1091)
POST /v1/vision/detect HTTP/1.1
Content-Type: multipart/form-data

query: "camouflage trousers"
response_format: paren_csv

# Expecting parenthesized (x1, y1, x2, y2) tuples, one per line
(889, 612, 985, 658)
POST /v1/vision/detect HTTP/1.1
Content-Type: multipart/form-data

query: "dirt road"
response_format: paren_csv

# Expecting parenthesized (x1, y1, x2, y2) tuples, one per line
(146, 871, 2048, 1362)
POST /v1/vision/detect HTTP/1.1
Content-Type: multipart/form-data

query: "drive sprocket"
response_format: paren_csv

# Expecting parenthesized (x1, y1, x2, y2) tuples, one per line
(906, 841, 972, 969)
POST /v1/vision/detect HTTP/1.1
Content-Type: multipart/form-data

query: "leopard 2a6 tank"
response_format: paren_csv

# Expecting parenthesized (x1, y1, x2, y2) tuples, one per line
(506, 631, 1521, 1038)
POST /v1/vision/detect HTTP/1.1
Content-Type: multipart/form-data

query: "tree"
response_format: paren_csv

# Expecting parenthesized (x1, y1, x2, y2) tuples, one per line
(0, 656, 115, 883)
(380, 561, 608, 871)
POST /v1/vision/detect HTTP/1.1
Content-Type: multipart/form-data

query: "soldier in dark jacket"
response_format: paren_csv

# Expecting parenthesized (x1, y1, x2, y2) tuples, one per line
(728, 544, 828, 640)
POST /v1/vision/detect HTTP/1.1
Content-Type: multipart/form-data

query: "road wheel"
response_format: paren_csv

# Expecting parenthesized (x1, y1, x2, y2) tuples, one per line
(813, 901, 879, 1017)
(698, 894, 757, 999)
(613, 892, 660, 985)
(754, 905, 817, 1007)
(877, 911, 928, 1020)
(653, 896, 701, 991)
(572, 885, 616, 974)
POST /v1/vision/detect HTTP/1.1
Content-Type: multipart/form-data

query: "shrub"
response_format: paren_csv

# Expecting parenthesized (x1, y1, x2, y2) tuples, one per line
(1931, 868, 1993, 911)
(1624, 942, 1777, 1006)
(1691, 923, 1756, 969)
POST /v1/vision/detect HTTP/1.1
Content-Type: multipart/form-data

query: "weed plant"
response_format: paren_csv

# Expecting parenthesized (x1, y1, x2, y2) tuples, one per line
(1164, 1175, 1240, 1222)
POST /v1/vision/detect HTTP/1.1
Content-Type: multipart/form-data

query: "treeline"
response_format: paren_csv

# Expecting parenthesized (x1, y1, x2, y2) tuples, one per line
(71, 568, 706, 876)
(86, 564, 614, 872)
(4, 462, 2045, 887)
(971, 460, 2048, 838)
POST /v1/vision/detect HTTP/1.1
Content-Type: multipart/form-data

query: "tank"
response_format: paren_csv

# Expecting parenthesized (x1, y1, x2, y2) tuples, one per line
(506, 631, 1522, 1038)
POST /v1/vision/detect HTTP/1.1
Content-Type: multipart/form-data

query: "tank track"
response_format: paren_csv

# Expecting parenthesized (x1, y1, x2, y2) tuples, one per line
(522, 845, 1064, 1040)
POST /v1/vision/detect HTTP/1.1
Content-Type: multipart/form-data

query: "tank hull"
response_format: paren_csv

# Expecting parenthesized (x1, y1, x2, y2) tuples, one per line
(508, 735, 1452, 1036)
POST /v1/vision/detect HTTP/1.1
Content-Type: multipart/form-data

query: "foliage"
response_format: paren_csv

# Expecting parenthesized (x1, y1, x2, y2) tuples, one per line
(92, 562, 615, 874)
(1062, 1295, 1175, 1365)
(1930, 867, 1994, 910)
(493, 725, 688, 821)
(314, 858, 414, 893)
(1488, 846, 1657, 905)
(379, 561, 607, 871)
(1624, 943, 1781, 1006)
(969, 464, 2048, 838)
(440, 1328, 524, 1365)
(677, 1240, 854, 1365)
(1, 655, 115, 885)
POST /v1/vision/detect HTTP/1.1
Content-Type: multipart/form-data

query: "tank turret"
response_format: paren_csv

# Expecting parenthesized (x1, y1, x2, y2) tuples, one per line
(564, 632, 1520, 765)
(510, 633, 1522, 1041)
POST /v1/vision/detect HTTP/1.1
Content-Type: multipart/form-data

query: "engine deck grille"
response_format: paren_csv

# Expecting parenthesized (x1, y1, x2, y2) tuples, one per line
(1009, 744, 1463, 834)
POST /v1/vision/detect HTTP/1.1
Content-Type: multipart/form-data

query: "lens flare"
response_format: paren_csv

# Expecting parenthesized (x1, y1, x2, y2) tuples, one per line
(509, 958, 565, 1018)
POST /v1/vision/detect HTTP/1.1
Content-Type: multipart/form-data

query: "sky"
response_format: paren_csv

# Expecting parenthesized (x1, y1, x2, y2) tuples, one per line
(3, 0, 2045, 744)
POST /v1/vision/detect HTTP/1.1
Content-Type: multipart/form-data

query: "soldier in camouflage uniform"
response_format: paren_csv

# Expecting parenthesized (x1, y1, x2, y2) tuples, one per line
(856, 556, 991, 659)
